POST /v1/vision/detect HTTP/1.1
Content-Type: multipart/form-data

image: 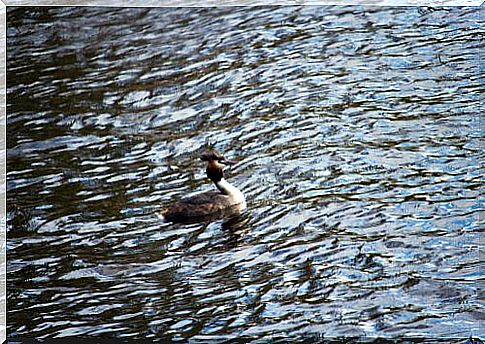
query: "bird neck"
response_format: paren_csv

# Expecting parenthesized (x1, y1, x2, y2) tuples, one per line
(215, 178, 240, 196)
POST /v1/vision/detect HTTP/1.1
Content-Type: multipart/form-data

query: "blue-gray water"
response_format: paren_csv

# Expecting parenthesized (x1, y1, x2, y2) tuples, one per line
(6, 6, 482, 341)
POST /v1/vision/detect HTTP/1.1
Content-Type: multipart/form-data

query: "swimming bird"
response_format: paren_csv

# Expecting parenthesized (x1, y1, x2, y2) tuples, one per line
(161, 150, 246, 223)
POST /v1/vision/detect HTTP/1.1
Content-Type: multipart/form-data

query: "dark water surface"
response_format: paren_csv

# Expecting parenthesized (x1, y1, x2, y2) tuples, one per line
(6, 6, 482, 341)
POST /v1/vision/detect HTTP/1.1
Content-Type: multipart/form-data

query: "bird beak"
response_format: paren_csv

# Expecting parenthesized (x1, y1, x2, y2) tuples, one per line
(221, 158, 237, 166)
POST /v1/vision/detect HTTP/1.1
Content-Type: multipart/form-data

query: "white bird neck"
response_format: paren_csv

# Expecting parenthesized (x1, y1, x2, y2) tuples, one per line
(215, 178, 240, 196)
(214, 177, 246, 208)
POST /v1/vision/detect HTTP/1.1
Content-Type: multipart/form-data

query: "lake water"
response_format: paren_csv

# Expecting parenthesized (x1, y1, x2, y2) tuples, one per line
(6, 6, 482, 342)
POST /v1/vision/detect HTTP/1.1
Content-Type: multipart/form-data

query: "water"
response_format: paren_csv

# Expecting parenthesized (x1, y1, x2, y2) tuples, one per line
(6, 6, 482, 341)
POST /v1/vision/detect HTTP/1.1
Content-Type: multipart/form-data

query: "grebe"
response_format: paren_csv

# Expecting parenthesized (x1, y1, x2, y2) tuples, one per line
(161, 150, 246, 223)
